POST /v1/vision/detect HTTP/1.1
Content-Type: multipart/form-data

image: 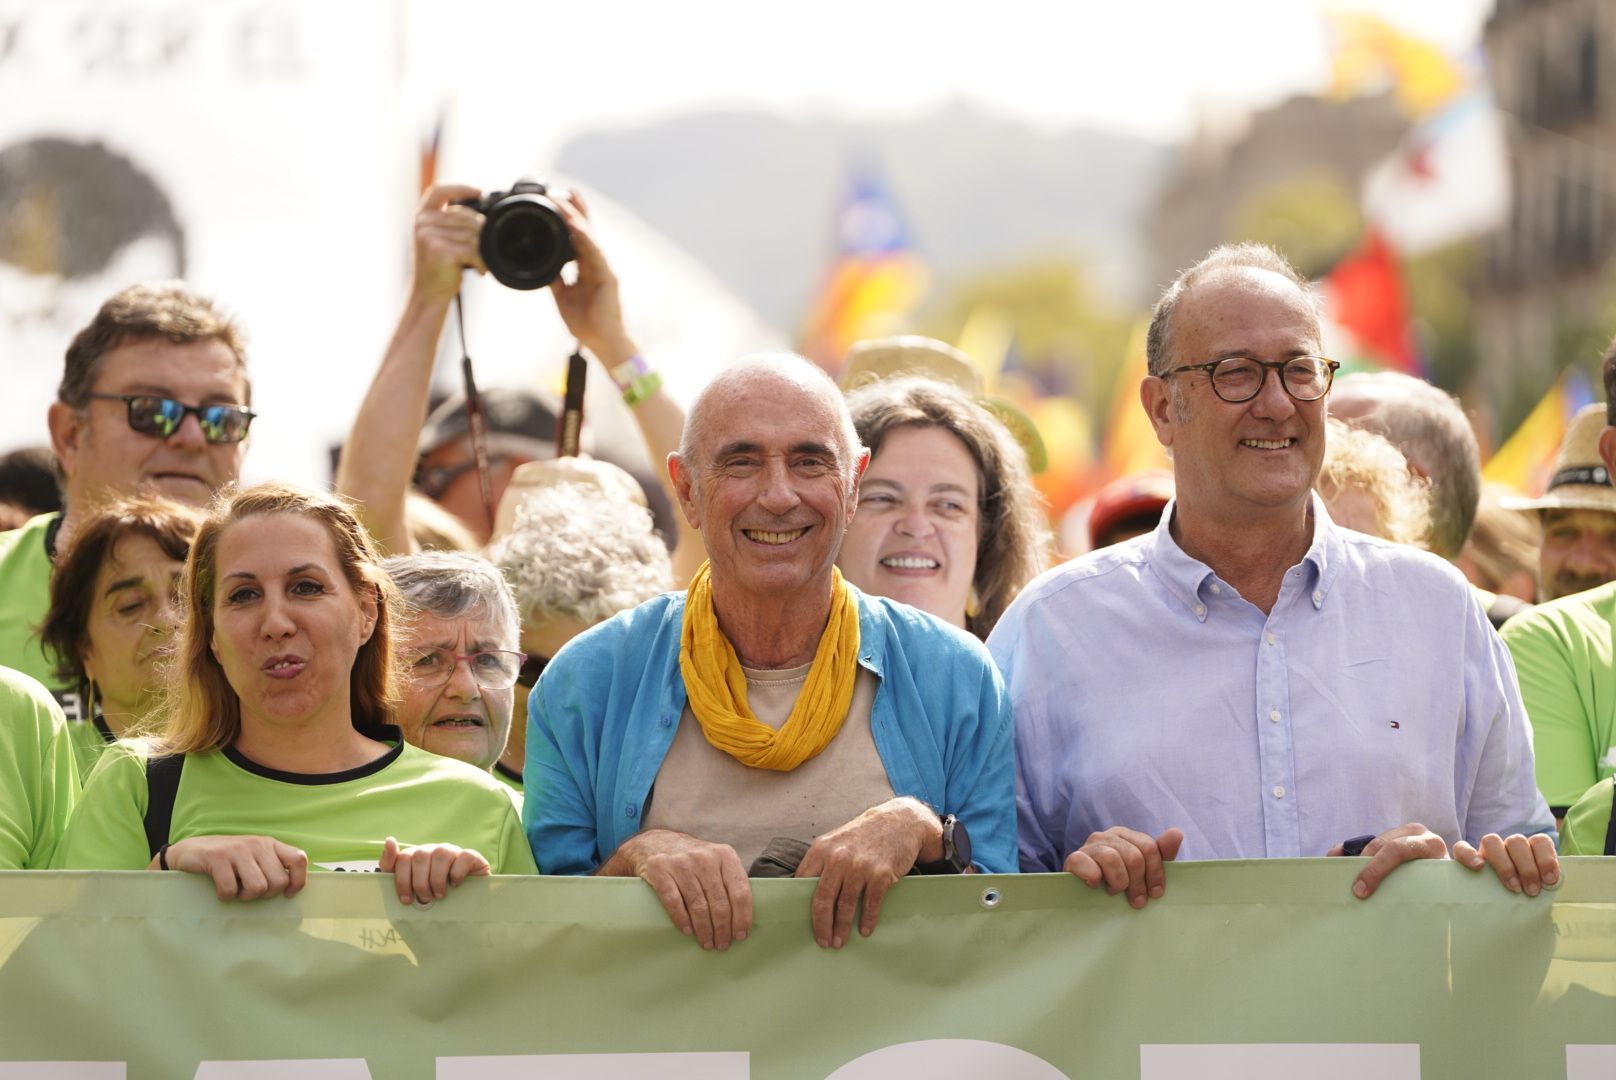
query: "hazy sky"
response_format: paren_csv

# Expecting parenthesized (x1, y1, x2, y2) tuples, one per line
(414, 0, 1495, 175)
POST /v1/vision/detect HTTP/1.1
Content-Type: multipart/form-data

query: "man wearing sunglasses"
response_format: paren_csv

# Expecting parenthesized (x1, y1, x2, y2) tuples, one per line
(990, 243, 1556, 907)
(0, 281, 251, 717)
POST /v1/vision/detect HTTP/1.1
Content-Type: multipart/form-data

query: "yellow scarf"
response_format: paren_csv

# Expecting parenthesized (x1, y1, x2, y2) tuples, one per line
(679, 561, 861, 771)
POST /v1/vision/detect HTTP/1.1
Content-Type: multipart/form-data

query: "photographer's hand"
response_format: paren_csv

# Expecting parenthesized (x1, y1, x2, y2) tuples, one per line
(549, 190, 638, 366)
(414, 182, 487, 305)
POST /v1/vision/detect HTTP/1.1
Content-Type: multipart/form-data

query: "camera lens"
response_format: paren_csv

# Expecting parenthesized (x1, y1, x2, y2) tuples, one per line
(480, 192, 574, 290)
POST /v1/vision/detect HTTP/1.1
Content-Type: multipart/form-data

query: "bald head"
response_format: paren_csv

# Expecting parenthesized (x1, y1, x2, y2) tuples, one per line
(1331, 371, 1480, 559)
(1147, 243, 1324, 377)
(677, 353, 862, 488)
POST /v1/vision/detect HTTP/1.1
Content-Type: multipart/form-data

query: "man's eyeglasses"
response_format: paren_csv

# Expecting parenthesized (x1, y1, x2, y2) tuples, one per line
(87, 393, 256, 444)
(1160, 355, 1339, 404)
(403, 647, 527, 691)
(415, 454, 511, 500)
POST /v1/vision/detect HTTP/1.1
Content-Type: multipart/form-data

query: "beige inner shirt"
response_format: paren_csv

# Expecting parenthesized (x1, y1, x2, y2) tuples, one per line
(642, 662, 893, 870)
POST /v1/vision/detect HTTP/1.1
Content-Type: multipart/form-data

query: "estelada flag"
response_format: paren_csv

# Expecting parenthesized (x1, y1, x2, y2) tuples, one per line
(798, 166, 929, 377)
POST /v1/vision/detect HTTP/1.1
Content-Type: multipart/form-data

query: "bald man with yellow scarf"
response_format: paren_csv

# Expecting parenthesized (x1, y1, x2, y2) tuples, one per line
(524, 355, 1015, 952)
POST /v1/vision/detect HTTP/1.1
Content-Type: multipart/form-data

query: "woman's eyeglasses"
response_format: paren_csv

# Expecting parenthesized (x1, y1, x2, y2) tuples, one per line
(403, 648, 527, 691)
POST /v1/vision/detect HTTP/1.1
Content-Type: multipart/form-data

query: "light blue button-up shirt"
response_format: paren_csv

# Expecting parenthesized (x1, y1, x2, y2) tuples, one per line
(989, 496, 1554, 872)
(526, 585, 1017, 874)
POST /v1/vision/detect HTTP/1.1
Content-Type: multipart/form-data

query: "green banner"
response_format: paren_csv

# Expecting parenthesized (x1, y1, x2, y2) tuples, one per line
(1, 860, 1612, 1078)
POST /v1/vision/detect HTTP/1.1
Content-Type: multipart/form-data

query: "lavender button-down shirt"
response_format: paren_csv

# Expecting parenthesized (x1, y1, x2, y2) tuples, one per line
(989, 496, 1554, 872)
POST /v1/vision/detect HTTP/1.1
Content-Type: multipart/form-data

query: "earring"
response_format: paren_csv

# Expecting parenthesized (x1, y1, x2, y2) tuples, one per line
(965, 587, 981, 620)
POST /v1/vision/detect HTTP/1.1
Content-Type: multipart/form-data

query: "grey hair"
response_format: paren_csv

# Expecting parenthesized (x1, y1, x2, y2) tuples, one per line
(676, 353, 863, 492)
(382, 551, 520, 649)
(1331, 371, 1481, 559)
(1146, 243, 1324, 377)
(486, 481, 673, 626)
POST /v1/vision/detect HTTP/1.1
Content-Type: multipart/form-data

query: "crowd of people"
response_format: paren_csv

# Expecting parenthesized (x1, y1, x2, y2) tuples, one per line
(3, 186, 1613, 948)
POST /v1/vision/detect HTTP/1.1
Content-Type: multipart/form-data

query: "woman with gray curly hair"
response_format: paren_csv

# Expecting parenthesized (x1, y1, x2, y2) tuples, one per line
(383, 551, 526, 791)
(838, 376, 1049, 639)
(487, 466, 674, 789)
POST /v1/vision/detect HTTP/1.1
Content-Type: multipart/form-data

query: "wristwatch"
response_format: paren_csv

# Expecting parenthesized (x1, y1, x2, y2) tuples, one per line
(914, 814, 972, 874)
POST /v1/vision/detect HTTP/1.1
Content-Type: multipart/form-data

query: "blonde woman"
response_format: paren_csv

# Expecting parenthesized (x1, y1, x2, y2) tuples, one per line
(55, 483, 536, 900)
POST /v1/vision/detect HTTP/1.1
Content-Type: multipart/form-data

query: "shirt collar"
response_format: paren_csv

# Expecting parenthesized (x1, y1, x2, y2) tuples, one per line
(1143, 492, 1340, 619)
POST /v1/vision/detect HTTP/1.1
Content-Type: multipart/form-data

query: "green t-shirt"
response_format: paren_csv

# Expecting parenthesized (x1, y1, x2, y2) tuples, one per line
(1561, 777, 1615, 856)
(0, 666, 80, 869)
(66, 711, 114, 783)
(53, 728, 537, 875)
(0, 514, 88, 725)
(1500, 580, 1616, 810)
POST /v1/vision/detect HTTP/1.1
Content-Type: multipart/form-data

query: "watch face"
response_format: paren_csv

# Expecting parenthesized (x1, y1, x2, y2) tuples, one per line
(949, 815, 972, 871)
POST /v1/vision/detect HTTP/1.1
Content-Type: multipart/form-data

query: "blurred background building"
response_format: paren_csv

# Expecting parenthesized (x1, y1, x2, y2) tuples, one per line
(1477, 0, 1615, 422)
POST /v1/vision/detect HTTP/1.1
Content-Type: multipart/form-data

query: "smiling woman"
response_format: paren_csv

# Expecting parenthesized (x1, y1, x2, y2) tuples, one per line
(53, 482, 537, 899)
(838, 378, 1049, 639)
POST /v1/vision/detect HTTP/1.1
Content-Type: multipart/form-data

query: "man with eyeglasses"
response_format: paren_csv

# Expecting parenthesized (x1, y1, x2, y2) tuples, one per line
(989, 243, 1556, 906)
(0, 282, 251, 719)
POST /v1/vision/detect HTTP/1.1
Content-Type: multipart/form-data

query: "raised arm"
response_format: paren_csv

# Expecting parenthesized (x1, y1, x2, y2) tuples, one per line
(549, 192, 704, 586)
(335, 183, 485, 556)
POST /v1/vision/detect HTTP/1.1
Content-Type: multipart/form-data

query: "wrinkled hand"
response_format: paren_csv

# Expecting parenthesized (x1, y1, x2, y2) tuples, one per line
(548, 190, 635, 363)
(158, 834, 309, 901)
(379, 836, 490, 905)
(1062, 826, 1183, 909)
(1327, 822, 1448, 898)
(617, 829, 752, 951)
(412, 182, 486, 303)
(795, 797, 944, 948)
(1452, 832, 1559, 896)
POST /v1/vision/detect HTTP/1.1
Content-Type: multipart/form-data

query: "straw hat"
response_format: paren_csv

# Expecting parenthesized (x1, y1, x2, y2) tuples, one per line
(839, 335, 1049, 473)
(1499, 403, 1616, 514)
(490, 457, 647, 543)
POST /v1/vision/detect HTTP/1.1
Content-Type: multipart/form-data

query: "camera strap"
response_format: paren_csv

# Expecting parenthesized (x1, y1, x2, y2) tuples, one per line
(453, 291, 497, 532)
(557, 349, 586, 457)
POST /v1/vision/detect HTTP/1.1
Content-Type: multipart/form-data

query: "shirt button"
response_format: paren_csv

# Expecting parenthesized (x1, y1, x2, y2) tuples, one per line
(1268, 709, 1281, 723)
(1194, 603, 1207, 617)
(1209, 583, 1221, 595)
(1272, 786, 1286, 798)
(1312, 590, 1323, 604)
(1265, 632, 1277, 646)
(659, 715, 673, 727)
(625, 804, 638, 818)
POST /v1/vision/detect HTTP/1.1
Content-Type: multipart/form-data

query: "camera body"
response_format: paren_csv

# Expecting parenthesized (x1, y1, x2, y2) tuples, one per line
(459, 180, 574, 290)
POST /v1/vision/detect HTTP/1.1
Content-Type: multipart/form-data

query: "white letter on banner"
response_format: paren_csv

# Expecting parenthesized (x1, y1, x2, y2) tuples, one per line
(436, 1054, 749, 1079)
(1567, 1045, 1616, 1078)
(825, 1041, 1070, 1079)
(193, 1063, 372, 1079)
(0, 1067, 125, 1079)
(1140, 1044, 1419, 1078)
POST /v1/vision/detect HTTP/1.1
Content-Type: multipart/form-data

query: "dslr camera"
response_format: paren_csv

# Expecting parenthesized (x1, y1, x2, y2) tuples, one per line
(459, 180, 575, 290)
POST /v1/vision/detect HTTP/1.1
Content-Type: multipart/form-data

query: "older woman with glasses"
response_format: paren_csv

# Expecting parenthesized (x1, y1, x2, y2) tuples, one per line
(54, 482, 536, 900)
(383, 551, 524, 792)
